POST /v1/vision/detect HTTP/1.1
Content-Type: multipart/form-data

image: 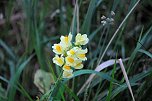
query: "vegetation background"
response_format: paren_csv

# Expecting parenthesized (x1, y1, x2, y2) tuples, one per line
(0, 0, 152, 101)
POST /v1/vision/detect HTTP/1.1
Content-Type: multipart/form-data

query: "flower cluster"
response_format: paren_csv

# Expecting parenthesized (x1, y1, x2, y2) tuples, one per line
(52, 32, 89, 78)
(101, 11, 115, 26)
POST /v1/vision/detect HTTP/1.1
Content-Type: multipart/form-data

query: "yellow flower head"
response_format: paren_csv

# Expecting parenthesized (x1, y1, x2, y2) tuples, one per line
(52, 44, 64, 55)
(75, 33, 89, 45)
(60, 32, 72, 49)
(67, 47, 79, 56)
(65, 56, 76, 66)
(76, 48, 88, 61)
(53, 55, 64, 66)
(63, 64, 71, 71)
(74, 61, 83, 69)
(62, 70, 73, 78)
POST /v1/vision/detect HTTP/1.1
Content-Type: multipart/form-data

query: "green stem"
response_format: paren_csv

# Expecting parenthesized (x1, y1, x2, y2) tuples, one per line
(48, 70, 63, 100)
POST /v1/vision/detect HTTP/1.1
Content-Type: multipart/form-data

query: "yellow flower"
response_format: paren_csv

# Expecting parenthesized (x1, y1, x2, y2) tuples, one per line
(67, 47, 79, 57)
(53, 55, 64, 66)
(60, 32, 72, 49)
(76, 48, 88, 61)
(74, 61, 83, 69)
(62, 70, 73, 78)
(75, 33, 89, 45)
(63, 64, 71, 71)
(52, 44, 64, 55)
(67, 47, 88, 61)
(65, 56, 76, 66)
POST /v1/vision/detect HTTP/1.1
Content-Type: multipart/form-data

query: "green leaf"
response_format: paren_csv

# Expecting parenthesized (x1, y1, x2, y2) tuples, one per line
(111, 0, 121, 11)
(88, 25, 103, 43)
(130, 69, 152, 82)
(0, 83, 7, 100)
(63, 84, 80, 101)
(64, 69, 120, 85)
(0, 39, 17, 61)
(107, 83, 138, 100)
(106, 59, 117, 101)
(138, 49, 152, 58)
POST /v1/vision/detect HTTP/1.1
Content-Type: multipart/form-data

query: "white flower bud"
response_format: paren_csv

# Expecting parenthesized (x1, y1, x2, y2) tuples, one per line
(101, 15, 106, 20)
(111, 11, 115, 16)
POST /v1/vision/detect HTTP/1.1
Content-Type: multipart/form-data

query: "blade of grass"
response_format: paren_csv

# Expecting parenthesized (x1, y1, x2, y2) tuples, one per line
(70, 0, 77, 38)
(64, 69, 120, 85)
(88, 25, 103, 43)
(111, 0, 121, 11)
(101, 83, 138, 101)
(7, 60, 15, 78)
(106, 59, 117, 101)
(0, 39, 17, 61)
(76, 0, 79, 33)
(63, 84, 80, 101)
(130, 69, 152, 82)
(138, 49, 152, 58)
(17, 82, 34, 101)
